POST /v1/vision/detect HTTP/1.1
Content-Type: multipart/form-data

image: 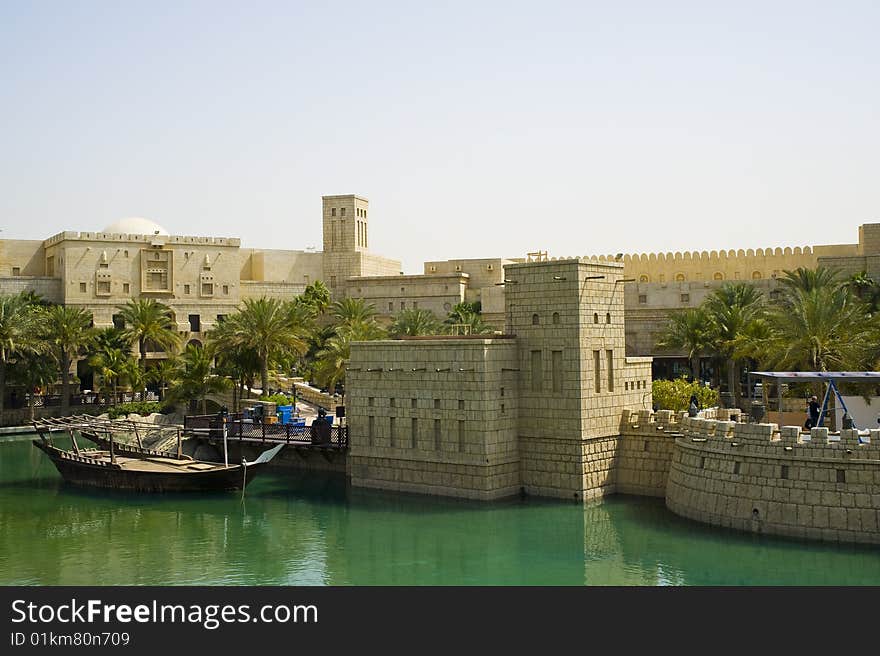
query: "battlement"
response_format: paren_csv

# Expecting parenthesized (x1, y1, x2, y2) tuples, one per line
(43, 231, 240, 247)
(674, 415, 880, 454)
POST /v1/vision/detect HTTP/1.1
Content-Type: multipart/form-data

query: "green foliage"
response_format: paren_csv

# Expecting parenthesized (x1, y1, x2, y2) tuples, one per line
(260, 393, 293, 406)
(652, 378, 719, 412)
(389, 308, 443, 337)
(106, 401, 169, 420)
(115, 298, 180, 366)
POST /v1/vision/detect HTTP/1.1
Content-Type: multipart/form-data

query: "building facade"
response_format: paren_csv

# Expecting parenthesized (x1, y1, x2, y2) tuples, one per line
(346, 258, 653, 500)
(2, 194, 878, 374)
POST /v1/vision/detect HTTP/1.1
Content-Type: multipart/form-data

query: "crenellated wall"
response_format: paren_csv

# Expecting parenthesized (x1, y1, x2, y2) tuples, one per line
(666, 415, 880, 544)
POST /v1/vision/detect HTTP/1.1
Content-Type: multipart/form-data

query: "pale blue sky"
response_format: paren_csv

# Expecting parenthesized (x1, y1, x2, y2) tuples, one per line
(2, 1, 878, 273)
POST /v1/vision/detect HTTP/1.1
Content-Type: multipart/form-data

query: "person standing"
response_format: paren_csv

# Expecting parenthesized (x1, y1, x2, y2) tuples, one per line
(688, 394, 700, 417)
(806, 395, 821, 428)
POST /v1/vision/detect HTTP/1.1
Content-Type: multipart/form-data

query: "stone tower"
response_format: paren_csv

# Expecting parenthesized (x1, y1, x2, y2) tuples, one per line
(322, 195, 370, 254)
(321, 194, 371, 294)
(504, 258, 651, 499)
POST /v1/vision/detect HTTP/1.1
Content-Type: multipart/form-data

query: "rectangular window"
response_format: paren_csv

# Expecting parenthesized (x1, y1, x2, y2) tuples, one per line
(638, 294, 647, 304)
(411, 418, 418, 449)
(368, 416, 374, 446)
(400, 301, 405, 310)
(390, 398, 396, 407)
(11, 267, 20, 276)
(99, 262, 109, 269)
(112, 314, 125, 330)
(389, 417, 396, 447)
(217, 314, 226, 323)
(458, 400, 464, 411)
(341, 207, 346, 216)
(122, 283, 130, 294)
(80, 282, 87, 293)
(411, 398, 417, 409)
(434, 419, 441, 451)
(97, 281, 111, 295)
(223, 285, 229, 295)
(330, 275, 337, 287)
(606, 349, 614, 392)
(594, 350, 601, 392)
(434, 399, 440, 409)
(388, 302, 394, 311)
(189, 314, 200, 332)
(458, 420, 465, 452)
(331, 208, 336, 217)
(184, 284, 191, 295)
(201, 283, 213, 296)
(413, 301, 418, 309)
(368, 397, 374, 407)
(530, 350, 542, 392)
(552, 350, 563, 393)
(680, 293, 690, 303)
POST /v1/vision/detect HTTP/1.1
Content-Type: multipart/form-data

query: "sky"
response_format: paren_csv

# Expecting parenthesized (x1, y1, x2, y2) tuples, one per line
(1, 1, 878, 274)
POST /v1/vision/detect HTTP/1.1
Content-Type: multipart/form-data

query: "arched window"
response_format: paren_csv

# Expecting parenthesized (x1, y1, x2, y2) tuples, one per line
(713, 272, 724, 281)
(752, 271, 762, 280)
(638, 274, 649, 283)
(675, 273, 686, 282)
(593, 313, 599, 324)
(606, 313, 611, 324)
(532, 313, 540, 325)
(552, 312, 560, 324)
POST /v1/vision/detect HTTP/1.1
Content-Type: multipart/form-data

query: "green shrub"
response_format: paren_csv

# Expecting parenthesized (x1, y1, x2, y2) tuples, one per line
(652, 378, 719, 412)
(259, 393, 293, 406)
(106, 401, 170, 420)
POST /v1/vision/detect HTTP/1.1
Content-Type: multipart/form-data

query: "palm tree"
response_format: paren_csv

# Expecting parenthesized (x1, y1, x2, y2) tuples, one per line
(44, 306, 94, 413)
(87, 346, 130, 405)
(764, 285, 871, 373)
(846, 271, 880, 315)
(0, 294, 44, 416)
(657, 307, 712, 381)
(777, 266, 840, 293)
(703, 283, 764, 404)
(301, 280, 332, 315)
(168, 344, 230, 414)
(10, 349, 56, 421)
(444, 301, 492, 335)
(220, 297, 308, 395)
(331, 297, 377, 326)
(147, 357, 179, 402)
(116, 299, 180, 371)
(389, 308, 443, 337)
(314, 320, 386, 398)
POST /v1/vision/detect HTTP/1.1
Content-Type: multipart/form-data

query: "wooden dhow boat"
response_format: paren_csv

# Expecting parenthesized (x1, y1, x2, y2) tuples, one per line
(32, 416, 283, 493)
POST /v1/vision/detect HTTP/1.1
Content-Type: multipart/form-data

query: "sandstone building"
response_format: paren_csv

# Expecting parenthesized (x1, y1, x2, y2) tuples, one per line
(2, 193, 878, 379)
(346, 258, 653, 500)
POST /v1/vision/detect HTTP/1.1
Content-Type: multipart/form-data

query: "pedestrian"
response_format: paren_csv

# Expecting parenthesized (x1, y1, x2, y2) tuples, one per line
(805, 395, 820, 429)
(688, 394, 699, 417)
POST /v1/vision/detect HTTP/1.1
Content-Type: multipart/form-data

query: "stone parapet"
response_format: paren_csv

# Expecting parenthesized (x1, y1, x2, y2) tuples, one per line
(666, 434, 880, 545)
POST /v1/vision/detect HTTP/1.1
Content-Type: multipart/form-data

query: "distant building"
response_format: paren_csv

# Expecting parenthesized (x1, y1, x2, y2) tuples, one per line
(2, 195, 878, 380)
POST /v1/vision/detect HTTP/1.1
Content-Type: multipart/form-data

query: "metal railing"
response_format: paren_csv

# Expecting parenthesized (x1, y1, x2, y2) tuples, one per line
(183, 413, 348, 448)
(6, 391, 158, 410)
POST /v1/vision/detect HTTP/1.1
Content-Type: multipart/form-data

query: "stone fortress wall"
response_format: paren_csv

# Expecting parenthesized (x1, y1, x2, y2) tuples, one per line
(666, 414, 880, 544)
(347, 258, 655, 501)
(347, 337, 521, 500)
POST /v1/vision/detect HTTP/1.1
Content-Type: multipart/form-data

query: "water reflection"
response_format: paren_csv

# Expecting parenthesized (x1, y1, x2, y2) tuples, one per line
(2, 438, 879, 585)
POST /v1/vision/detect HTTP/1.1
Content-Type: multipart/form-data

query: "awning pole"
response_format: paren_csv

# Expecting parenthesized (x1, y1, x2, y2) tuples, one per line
(778, 381, 783, 429)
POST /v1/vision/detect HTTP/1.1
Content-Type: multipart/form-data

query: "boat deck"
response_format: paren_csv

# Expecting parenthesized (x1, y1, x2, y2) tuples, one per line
(83, 450, 230, 473)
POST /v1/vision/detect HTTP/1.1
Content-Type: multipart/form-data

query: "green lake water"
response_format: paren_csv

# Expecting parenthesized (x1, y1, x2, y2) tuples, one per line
(2, 436, 879, 585)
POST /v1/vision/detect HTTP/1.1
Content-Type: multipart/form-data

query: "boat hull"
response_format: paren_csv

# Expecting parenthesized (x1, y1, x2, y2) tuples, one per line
(33, 440, 264, 493)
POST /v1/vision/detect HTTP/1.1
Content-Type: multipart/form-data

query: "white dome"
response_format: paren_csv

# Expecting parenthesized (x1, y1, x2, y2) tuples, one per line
(102, 217, 169, 236)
